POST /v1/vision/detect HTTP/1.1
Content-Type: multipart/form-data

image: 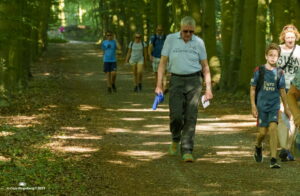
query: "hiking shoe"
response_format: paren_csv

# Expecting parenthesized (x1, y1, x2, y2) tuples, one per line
(112, 84, 117, 92)
(287, 150, 295, 161)
(279, 148, 288, 162)
(270, 158, 281, 169)
(107, 87, 112, 93)
(168, 142, 179, 155)
(254, 146, 263, 163)
(182, 153, 194, 162)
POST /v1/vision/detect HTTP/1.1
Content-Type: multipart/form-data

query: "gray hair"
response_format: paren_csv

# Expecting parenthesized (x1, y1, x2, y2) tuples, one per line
(180, 16, 196, 27)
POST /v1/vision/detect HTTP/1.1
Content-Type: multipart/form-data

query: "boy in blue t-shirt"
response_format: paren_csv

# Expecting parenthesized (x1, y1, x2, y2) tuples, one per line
(250, 43, 291, 168)
(101, 31, 120, 93)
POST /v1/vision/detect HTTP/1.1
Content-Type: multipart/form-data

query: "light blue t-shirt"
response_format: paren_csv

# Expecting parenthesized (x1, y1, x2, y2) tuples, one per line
(161, 32, 207, 75)
(128, 42, 147, 64)
(101, 40, 117, 62)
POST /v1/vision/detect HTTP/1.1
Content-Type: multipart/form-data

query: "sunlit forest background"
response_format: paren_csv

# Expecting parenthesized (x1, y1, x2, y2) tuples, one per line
(1, 0, 300, 105)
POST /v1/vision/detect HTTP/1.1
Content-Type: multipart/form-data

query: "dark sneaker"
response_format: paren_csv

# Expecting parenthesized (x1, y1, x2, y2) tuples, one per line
(279, 148, 288, 162)
(107, 87, 112, 93)
(138, 83, 142, 91)
(270, 158, 281, 169)
(168, 142, 179, 155)
(254, 146, 263, 163)
(134, 86, 138, 92)
(287, 150, 295, 161)
(112, 84, 117, 92)
(182, 153, 194, 162)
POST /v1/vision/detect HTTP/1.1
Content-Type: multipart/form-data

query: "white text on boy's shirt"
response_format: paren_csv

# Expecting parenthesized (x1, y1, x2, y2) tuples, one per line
(263, 81, 275, 91)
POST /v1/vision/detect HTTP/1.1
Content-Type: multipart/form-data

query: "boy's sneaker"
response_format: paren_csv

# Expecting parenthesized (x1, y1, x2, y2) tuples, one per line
(279, 148, 288, 162)
(112, 84, 117, 92)
(254, 146, 263, 163)
(168, 142, 179, 155)
(287, 150, 295, 161)
(182, 153, 194, 162)
(270, 158, 281, 169)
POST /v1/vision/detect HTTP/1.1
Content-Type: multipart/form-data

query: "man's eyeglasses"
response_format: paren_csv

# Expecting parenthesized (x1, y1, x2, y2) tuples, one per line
(182, 30, 194, 34)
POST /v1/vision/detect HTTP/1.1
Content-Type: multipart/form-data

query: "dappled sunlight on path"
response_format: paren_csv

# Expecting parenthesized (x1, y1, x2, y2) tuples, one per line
(1, 42, 300, 195)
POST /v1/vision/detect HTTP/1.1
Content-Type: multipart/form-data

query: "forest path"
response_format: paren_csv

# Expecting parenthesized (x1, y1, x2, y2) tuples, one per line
(5, 42, 300, 195)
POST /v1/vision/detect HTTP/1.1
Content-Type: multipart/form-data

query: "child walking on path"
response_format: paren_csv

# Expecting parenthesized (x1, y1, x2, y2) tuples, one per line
(250, 43, 291, 168)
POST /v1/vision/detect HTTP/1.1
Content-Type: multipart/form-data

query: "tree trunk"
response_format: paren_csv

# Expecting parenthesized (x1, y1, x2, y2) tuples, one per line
(255, 0, 267, 66)
(220, 0, 234, 90)
(270, 0, 291, 43)
(188, 0, 202, 35)
(237, 0, 258, 91)
(0, 1, 22, 105)
(227, 0, 244, 90)
(157, 0, 171, 34)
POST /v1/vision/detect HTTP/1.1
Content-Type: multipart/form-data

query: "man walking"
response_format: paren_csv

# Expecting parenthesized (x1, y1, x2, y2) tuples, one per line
(155, 16, 213, 162)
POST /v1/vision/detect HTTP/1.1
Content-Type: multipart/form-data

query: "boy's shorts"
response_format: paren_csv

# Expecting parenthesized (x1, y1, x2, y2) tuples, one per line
(258, 110, 279, 127)
(103, 62, 117, 73)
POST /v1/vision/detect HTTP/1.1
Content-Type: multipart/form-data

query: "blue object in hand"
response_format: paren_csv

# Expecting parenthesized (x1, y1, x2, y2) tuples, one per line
(152, 93, 164, 110)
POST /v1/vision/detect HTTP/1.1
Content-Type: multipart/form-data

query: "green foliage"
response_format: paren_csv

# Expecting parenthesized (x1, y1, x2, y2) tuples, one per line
(0, 125, 86, 194)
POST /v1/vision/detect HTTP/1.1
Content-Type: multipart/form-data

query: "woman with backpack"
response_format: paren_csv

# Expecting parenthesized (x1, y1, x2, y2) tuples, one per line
(125, 32, 147, 92)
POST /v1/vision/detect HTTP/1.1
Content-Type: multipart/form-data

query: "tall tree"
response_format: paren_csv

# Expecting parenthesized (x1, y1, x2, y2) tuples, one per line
(188, 0, 202, 35)
(270, 0, 292, 43)
(219, 0, 234, 90)
(157, 0, 171, 34)
(255, 0, 267, 66)
(237, 0, 258, 90)
(201, 0, 217, 63)
(226, 0, 244, 90)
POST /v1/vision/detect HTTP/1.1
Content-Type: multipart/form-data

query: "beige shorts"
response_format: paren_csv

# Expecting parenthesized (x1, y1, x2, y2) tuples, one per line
(152, 57, 161, 72)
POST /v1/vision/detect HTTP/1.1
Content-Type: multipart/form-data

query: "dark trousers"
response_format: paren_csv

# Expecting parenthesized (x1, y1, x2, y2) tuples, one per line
(169, 74, 202, 154)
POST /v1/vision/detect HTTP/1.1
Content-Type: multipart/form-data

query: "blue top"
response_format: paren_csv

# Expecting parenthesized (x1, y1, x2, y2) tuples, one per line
(250, 65, 285, 112)
(149, 35, 166, 58)
(161, 32, 207, 75)
(101, 40, 117, 62)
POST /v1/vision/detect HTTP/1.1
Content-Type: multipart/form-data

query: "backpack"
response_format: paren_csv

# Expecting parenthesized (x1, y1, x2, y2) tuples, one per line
(255, 65, 283, 104)
(129, 41, 145, 57)
(130, 41, 144, 49)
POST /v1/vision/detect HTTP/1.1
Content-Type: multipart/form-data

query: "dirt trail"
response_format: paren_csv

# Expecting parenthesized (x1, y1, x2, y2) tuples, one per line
(23, 42, 300, 195)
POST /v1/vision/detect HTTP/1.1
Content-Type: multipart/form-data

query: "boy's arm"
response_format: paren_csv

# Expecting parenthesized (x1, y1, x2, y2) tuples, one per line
(280, 88, 291, 118)
(250, 86, 258, 118)
(287, 85, 300, 126)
